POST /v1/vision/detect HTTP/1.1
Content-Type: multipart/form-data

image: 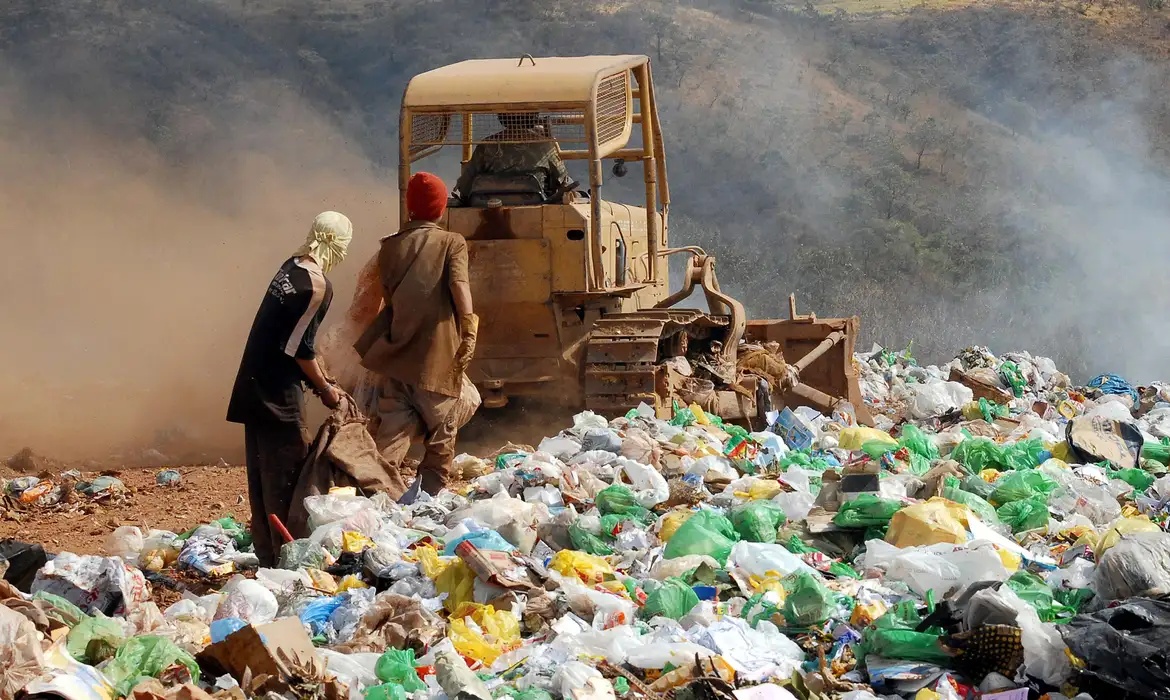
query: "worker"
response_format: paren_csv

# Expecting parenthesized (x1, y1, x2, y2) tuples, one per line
(356, 172, 478, 495)
(455, 112, 575, 204)
(226, 211, 353, 566)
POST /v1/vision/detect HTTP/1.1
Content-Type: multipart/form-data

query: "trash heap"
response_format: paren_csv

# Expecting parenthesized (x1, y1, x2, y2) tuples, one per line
(6, 345, 1170, 700)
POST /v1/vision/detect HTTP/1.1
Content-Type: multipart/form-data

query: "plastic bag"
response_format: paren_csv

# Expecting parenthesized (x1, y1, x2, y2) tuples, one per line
(663, 510, 739, 566)
(657, 509, 695, 542)
(550, 550, 614, 584)
(996, 496, 1050, 533)
(1109, 467, 1155, 494)
(832, 494, 904, 529)
(1095, 516, 1161, 558)
(614, 458, 670, 508)
(214, 577, 278, 624)
(595, 485, 654, 524)
(989, 470, 1057, 507)
(300, 596, 345, 636)
(1094, 531, 1170, 600)
(727, 541, 814, 578)
(908, 381, 973, 419)
(781, 571, 835, 627)
(443, 530, 516, 556)
(103, 635, 201, 696)
(66, 616, 126, 664)
(951, 438, 1002, 473)
(1004, 571, 1076, 622)
(730, 501, 787, 543)
(885, 498, 970, 547)
(641, 578, 699, 620)
(899, 424, 940, 461)
(856, 600, 950, 664)
(838, 427, 897, 452)
(448, 604, 520, 666)
(374, 648, 426, 691)
(941, 483, 999, 525)
(569, 521, 614, 556)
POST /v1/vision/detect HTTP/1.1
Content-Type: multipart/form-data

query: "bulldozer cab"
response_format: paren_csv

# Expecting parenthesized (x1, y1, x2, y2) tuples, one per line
(400, 55, 672, 409)
(399, 55, 870, 425)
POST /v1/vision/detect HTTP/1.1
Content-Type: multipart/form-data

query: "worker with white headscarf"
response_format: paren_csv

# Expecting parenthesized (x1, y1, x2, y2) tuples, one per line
(227, 211, 354, 565)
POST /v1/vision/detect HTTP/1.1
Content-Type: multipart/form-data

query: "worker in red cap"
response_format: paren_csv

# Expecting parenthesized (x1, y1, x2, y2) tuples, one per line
(355, 172, 479, 495)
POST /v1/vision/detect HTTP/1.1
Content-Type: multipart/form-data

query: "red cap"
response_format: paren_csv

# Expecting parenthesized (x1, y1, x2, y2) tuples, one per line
(407, 172, 447, 221)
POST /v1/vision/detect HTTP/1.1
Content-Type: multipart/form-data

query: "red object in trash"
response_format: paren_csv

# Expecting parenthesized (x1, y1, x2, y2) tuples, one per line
(269, 514, 295, 544)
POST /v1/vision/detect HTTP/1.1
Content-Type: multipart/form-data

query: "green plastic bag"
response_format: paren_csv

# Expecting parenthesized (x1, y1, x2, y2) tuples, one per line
(32, 591, 86, 628)
(899, 424, 939, 461)
(989, 470, 1057, 506)
(495, 688, 555, 700)
(663, 510, 739, 565)
(730, 501, 787, 543)
(952, 438, 1003, 473)
(959, 474, 996, 500)
(366, 685, 407, 700)
(1109, 468, 1155, 494)
(832, 494, 904, 529)
(641, 577, 700, 620)
(670, 405, 696, 427)
(1142, 439, 1170, 466)
(979, 397, 1009, 423)
(569, 521, 613, 556)
(375, 648, 426, 691)
(942, 485, 1000, 525)
(595, 485, 653, 524)
(780, 450, 831, 472)
(1005, 571, 1077, 622)
(66, 616, 126, 664)
(1053, 587, 1094, 616)
(996, 496, 1050, 533)
(999, 438, 1045, 471)
(781, 571, 835, 627)
(999, 361, 1026, 397)
(103, 636, 200, 696)
(856, 600, 950, 664)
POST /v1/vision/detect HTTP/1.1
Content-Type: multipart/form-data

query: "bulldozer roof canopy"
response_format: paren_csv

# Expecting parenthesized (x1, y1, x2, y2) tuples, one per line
(403, 55, 648, 109)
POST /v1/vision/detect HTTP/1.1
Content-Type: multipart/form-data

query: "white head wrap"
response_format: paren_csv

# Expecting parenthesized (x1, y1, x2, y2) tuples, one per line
(295, 211, 353, 274)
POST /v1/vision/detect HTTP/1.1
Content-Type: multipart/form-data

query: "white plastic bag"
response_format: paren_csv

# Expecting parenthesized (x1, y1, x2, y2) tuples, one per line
(908, 381, 973, 419)
(304, 493, 379, 531)
(614, 457, 669, 508)
(537, 435, 581, 461)
(106, 526, 145, 564)
(556, 661, 616, 700)
(727, 542, 815, 579)
(213, 576, 278, 625)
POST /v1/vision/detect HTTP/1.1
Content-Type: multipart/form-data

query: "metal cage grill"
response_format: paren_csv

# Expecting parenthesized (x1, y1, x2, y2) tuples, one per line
(409, 111, 594, 153)
(595, 71, 630, 145)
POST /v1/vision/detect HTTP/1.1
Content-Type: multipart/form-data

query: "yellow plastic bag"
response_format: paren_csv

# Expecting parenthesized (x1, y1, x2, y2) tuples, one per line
(658, 509, 695, 542)
(305, 569, 338, 593)
(746, 480, 784, 501)
(341, 531, 375, 554)
(748, 573, 787, 598)
(414, 545, 451, 578)
(1095, 516, 1161, 558)
(885, 498, 971, 548)
(1051, 441, 1075, 462)
(416, 545, 474, 612)
(550, 549, 613, 584)
(690, 403, 711, 426)
(980, 469, 1001, 483)
(838, 427, 897, 452)
(337, 574, 369, 592)
(448, 604, 520, 666)
(850, 600, 887, 627)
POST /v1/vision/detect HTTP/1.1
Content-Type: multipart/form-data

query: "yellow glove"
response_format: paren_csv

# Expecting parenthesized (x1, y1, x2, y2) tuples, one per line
(453, 313, 479, 377)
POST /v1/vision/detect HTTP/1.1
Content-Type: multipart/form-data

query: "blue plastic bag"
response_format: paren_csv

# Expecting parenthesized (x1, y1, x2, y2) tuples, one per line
(299, 596, 345, 635)
(443, 529, 517, 555)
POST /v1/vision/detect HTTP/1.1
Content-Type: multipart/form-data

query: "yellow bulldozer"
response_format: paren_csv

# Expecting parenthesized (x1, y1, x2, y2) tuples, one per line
(372, 54, 871, 427)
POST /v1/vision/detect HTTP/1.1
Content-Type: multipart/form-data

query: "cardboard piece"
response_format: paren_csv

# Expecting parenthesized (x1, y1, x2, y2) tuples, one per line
(770, 408, 815, 451)
(949, 366, 1012, 403)
(196, 618, 328, 694)
(455, 541, 539, 590)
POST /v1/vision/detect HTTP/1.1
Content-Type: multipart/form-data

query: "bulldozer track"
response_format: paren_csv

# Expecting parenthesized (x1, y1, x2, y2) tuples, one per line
(582, 309, 729, 416)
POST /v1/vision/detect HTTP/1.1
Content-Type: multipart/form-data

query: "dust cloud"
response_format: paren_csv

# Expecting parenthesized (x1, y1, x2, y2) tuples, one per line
(0, 78, 395, 463)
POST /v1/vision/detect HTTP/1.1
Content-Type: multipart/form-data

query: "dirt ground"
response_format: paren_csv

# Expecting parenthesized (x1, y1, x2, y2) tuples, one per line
(0, 463, 250, 556)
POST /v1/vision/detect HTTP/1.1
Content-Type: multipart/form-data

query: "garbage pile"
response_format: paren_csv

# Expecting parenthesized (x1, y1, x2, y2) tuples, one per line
(6, 345, 1170, 700)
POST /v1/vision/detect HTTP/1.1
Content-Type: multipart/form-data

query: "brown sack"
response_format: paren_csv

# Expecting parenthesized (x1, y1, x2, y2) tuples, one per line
(287, 400, 408, 538)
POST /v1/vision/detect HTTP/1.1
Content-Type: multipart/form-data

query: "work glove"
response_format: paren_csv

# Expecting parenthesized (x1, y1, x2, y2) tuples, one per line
(453, 313, 479, 378)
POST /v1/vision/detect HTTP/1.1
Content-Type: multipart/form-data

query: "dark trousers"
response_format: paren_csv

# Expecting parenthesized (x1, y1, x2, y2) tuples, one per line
(244, 422, 309, 567)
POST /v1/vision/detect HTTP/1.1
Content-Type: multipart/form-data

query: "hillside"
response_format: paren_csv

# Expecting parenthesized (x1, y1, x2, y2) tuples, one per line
(2, 0, 1169, 456)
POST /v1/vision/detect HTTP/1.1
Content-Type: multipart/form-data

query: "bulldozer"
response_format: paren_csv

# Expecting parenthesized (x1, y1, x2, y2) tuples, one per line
(381, 54, 871, 426)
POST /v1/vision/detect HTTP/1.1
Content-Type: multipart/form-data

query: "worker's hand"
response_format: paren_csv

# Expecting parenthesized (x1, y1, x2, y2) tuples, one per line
(452, 313, 480, 378)
(320, 383, 343, 410)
